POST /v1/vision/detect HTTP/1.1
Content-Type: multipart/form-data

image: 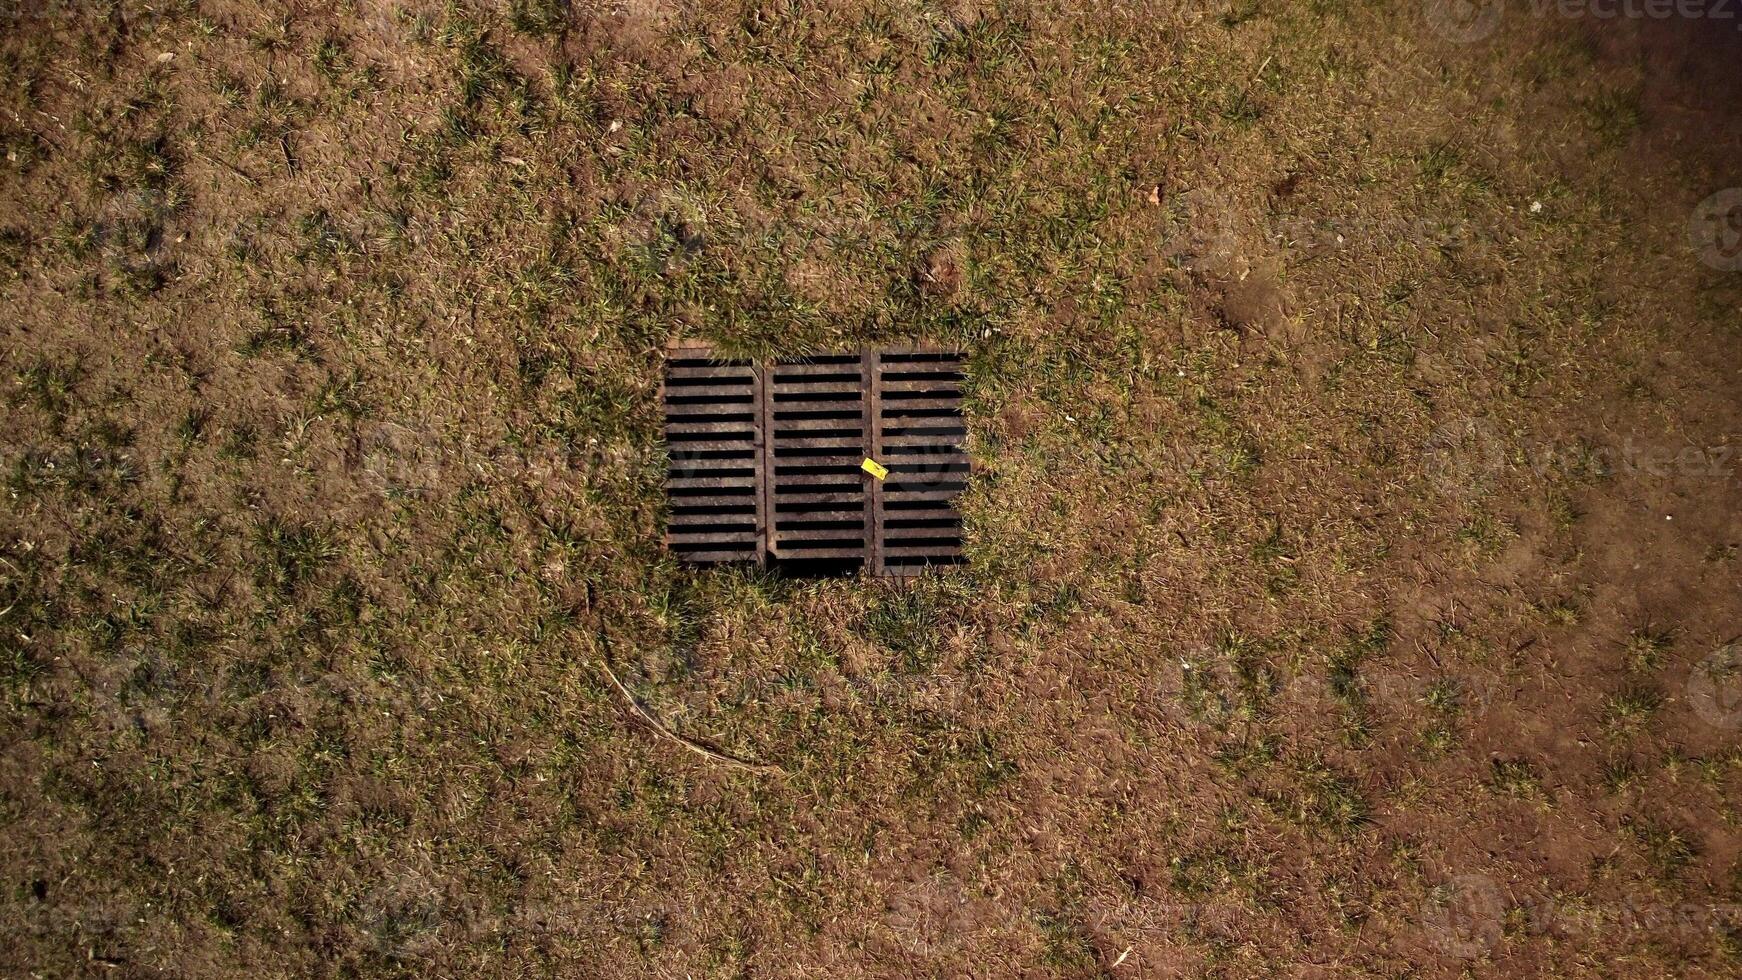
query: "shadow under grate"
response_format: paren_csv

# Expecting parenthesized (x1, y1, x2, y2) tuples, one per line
(662, 345, 967, 576)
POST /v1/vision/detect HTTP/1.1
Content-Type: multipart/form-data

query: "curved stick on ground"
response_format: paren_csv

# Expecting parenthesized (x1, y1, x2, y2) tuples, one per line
(598, 651, 785, 777)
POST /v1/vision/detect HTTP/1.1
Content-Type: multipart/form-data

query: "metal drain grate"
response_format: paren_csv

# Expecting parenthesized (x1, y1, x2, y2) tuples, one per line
(662, 346, 967, 576)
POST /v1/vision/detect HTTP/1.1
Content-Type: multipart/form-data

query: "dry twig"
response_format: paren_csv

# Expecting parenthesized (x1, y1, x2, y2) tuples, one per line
(597, 642, 784, 777)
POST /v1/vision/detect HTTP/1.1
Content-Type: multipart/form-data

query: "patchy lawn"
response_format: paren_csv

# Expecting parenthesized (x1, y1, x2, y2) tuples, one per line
(3, 1, 1742, 976)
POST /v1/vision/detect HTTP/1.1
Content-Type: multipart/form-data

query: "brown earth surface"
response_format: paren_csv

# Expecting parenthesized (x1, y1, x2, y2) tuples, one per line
(3, 1, 1742, 977)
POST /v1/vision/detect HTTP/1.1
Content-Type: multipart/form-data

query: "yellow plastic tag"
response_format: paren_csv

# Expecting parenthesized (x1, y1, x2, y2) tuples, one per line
(861, 458, 889, 481)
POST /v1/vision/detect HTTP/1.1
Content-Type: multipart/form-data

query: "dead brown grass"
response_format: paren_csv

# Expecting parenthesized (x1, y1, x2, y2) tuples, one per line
(3, 1, 1742, 977)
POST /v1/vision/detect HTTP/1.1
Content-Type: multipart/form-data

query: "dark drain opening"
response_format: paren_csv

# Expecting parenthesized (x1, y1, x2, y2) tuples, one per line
(769, 556, 866, 577)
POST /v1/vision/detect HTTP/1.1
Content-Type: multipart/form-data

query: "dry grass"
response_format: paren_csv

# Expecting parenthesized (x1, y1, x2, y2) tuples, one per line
(4, 1, 1742, 976)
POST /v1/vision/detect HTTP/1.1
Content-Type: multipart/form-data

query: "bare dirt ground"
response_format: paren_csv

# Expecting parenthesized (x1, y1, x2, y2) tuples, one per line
(3, 1, 1742, 976)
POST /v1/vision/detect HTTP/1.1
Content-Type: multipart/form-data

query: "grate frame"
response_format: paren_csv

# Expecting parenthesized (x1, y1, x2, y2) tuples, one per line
(661, 344, 967, 576)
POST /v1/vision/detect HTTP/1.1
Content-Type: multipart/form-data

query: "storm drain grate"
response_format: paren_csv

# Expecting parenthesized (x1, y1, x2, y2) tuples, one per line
(662, 345, 967, 576)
